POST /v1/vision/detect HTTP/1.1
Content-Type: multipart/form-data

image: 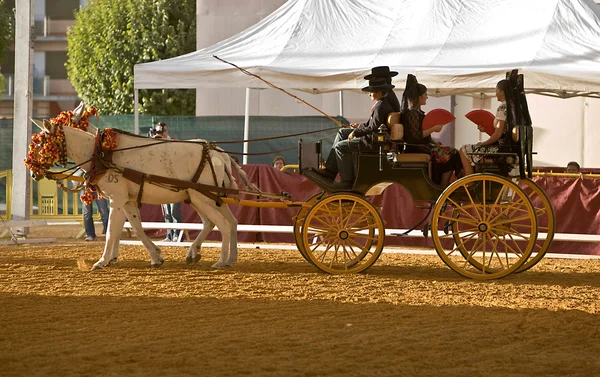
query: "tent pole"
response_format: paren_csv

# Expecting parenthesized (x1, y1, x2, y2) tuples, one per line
(243, 87, 250, 164)
(11, 0, 34, 236)
(339, 90, 344, 116)
(134, 89, 139, 135)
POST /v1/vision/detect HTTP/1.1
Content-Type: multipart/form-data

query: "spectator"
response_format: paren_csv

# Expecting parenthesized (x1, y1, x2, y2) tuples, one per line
(84, 192, 109, 241)
(566, 161, 581, 174)
(272, 155, 286, 171)
(152, 122, 183, 242)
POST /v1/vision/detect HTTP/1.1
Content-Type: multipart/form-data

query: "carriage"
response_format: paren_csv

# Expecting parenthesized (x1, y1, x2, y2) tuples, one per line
(288, 70, 554, 280)
(25, 70, 553, 280)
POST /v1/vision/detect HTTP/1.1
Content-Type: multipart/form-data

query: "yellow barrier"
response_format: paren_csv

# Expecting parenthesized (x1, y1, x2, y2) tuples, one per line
(532, 170, 600, 179)
(0, 169, 92, 221)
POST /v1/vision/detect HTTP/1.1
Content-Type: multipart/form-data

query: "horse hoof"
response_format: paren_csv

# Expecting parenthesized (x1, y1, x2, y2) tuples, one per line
(185, 256, 193, 264)
(151, 260, 164, 268)
(211, 262, 225, 269)
(108, 258, 118, 266)
(91, 263, 104, 271)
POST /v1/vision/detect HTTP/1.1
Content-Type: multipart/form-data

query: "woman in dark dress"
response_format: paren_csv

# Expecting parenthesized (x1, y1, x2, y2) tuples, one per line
(400, 74, 461, 186)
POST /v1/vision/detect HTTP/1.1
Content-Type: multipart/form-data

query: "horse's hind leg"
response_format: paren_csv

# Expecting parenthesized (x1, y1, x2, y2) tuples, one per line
(217, 205, 238, 266)
(188, 194, 232, 269)
(122, 201, 164, 267)
(185, 211, 215, 264)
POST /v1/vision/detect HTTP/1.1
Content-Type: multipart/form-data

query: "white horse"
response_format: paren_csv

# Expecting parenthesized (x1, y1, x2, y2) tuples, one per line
(30, 114, 255, 270)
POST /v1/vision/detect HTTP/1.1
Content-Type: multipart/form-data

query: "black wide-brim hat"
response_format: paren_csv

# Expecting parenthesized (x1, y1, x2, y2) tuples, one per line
(362, 77, 395, 92)
(364, 66, 399, 80)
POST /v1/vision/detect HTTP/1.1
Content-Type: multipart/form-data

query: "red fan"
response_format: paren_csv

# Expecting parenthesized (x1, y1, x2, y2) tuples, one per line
(465, 109, 495, 136)
(422, 109, 456, 130)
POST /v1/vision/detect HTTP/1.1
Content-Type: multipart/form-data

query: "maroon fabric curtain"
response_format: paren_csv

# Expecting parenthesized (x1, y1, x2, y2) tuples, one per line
(140, 165, 600, 255)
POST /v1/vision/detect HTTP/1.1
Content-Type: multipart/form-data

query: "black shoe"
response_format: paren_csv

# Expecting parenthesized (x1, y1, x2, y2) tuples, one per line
(313, 168, 337, 180)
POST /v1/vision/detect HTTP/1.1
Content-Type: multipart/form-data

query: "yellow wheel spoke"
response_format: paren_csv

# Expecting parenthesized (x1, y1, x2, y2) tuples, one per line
(450, 232, 479, 256)
(489, 236, 507, 270)
(486, 185, 508, 222)
(461, 237, 483, 270)
(490, 231, 524, 257)
(439, 228, 478, 239)
(438, 214, 478, 227)
(340, 201, 359, 228)
(446, 197, 480, 223)
(494, 214, 534, 226)
(344, 209, 372, 230)
(347, 237, 370, 252)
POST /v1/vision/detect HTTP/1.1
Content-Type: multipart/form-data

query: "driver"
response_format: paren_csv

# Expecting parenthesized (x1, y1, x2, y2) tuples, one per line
(316, 77, 394, 187)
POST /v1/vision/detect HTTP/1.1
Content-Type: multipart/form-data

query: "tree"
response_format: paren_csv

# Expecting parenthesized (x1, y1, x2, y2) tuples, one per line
(66, 0, 196, 115)
(0, 0, 14, 100)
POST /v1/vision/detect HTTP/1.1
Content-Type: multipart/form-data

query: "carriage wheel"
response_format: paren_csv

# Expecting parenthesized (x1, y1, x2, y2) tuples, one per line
(301, 193, 385, 274)
(294, 192, 327, 264)
(514, 178, 555, 272)
(432, 174, 537, 280)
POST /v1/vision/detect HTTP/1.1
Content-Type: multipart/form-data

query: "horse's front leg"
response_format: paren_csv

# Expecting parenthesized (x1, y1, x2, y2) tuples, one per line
(92, 205, 126, 270)
(122, 201, 164, 267)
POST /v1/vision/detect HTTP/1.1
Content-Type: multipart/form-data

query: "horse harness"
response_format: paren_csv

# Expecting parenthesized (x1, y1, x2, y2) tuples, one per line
(87, 130, 233, 207)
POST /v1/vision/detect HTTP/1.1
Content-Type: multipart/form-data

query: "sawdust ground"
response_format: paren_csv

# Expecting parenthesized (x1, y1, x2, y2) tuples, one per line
(1, 225, 599, 377)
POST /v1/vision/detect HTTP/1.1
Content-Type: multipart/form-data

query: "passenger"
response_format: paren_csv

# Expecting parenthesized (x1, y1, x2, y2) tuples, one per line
(316, 77, 395, 187)
(459, 80, 514, 177)
(401, 74, 461, 186)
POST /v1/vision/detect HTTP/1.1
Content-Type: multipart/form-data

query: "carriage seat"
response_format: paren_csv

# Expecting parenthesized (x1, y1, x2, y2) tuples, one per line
(387, 112, 431, 164)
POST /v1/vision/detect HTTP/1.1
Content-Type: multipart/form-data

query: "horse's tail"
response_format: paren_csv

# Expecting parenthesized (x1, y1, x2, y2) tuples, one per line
(229, 156, 260, 192)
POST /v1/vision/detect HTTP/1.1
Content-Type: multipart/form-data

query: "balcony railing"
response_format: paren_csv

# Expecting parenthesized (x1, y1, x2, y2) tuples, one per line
(2, 74, 76, 97)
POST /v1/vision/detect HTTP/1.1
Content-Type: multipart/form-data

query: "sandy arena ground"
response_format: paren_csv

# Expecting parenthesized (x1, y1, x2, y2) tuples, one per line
(1, 225, 600, 377)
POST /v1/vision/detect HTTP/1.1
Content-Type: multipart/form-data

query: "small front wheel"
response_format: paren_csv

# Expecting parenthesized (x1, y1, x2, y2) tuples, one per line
(301, 193, 385, 274)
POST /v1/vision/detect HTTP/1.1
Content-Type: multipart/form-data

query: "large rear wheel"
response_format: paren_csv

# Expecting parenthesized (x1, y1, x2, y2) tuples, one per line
(432, 174, 537, 280)
(514, 178, 555, 272)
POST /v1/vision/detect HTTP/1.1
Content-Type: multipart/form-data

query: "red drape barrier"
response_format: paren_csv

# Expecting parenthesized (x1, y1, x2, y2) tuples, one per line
(140, 165, 600, 255)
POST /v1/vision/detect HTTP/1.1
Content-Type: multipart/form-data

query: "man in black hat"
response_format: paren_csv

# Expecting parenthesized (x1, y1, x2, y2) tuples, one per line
(316, 77, 394, 187)
(364, 66, 400, 112)
(328, 65, 401, 151)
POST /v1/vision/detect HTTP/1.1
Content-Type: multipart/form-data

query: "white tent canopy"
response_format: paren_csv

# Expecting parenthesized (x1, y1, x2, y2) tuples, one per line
(134, 0, 600, 97)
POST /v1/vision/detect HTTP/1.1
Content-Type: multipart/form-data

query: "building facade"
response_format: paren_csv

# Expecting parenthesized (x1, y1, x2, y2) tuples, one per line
(0, 0, 84, 119)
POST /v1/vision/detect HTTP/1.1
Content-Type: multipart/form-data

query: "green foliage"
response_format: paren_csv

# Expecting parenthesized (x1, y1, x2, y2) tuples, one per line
(66, 0, 196, 115)
(0, 0, 14, 100)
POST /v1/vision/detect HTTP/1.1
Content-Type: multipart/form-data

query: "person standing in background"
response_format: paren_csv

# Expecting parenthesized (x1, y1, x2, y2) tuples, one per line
(566, 161, 581, 174)
(152, 122, 183, 242)
(83, 192, 109, 241)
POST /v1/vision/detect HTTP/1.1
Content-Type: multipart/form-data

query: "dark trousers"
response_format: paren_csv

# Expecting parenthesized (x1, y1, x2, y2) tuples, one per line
(161, 202, 182, 241)
(324, 128, 360, 183)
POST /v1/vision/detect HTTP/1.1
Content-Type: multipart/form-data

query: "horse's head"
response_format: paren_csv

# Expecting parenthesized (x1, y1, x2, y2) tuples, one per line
(24, 104, 99, 180)
(25, 119, 68, 181)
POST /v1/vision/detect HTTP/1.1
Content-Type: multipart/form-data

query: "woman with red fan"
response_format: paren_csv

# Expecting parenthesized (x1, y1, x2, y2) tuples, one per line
(459, 79, 513, 176)
(400, 74, 461, 186)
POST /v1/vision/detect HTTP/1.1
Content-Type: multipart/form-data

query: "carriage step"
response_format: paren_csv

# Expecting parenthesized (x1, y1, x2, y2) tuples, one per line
(302, 169, 356, 193)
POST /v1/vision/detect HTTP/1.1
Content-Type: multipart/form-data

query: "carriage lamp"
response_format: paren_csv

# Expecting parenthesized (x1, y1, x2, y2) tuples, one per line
(376, 124, 388, 144)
